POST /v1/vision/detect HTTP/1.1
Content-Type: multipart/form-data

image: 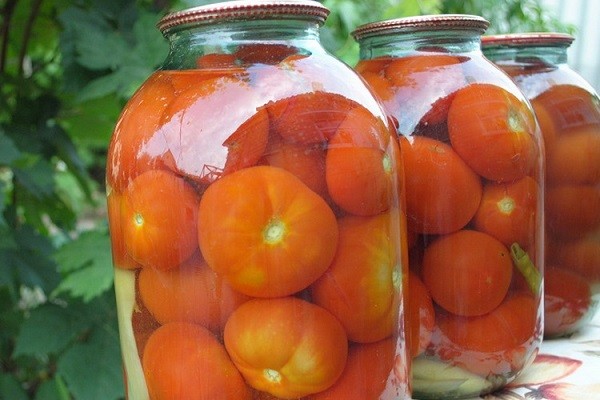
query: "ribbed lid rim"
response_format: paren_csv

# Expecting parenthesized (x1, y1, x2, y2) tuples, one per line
(352, 14, 490, 40)
(482, 32, 575, 47)
(158, 0, 330, 34)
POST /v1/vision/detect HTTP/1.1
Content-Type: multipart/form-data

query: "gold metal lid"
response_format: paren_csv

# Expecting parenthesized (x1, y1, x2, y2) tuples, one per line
(352, 14, 489, 40)
(158, 0, 330, 34)
(482, 32, 575, 47)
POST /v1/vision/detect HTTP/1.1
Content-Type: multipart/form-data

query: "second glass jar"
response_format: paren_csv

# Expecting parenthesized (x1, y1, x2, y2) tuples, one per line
(353, 15, 544, 399)
(483, 32, 600, 338)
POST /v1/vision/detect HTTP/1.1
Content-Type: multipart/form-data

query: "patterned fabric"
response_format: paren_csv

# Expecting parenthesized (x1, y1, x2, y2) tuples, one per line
(477, 311, 600, 399)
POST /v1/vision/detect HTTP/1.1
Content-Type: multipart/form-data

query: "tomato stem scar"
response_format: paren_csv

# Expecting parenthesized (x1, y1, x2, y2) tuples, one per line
(263, 368, 282, 384)
(133, 213, 144, 227)
(510, 243, 541, 295)
(263, 219, 286, 245)
(497, 196, 515, 214)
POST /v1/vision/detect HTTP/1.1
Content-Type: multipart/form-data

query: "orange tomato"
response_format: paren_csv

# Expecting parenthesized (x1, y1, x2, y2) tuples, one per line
(311, 213, 402, 343)
(308, 338, 396, 400)
(198, 165, 338, 297)
(384, 54, 466, 131)
(355, 57, 392, 76)
(195, 52, 238, 69)
(437, 292, 537, 353)
(106, 191, 140, 270)
(121, 169, 199, 270)
(106, 72, 177, 193)
(422, 230, 513, 317)
(160, 75, 269, 184)
(473, 176, 540, 247)
(531, 84, 600, 134)
(399, 136, 482, 234)
(407, 271, 435, 358)
(264, 133, 327, 196)
(325, 106, 394, 216)
(544, 267, 592, 337)
(531, 100, 559, 153)
(545, 184, 600, 240)
(142, 322, 251, 400)
(359, 70, 396, 103)
(266, 92, 356, 145)
(223, 297, 348, 399)
(448, 83, 538, 182)
(546, 128, 600, 185)
(138, 253, 248, 331)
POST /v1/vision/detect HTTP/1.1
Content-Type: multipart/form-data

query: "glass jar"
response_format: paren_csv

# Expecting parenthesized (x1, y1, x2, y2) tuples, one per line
(353, 15, 544, 399)
(483, 32, 600, 338)
(106, 1, 410, 399)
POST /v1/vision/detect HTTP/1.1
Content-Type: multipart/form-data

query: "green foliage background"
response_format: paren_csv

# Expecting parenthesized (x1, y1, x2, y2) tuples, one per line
(0, 0, 572, 398)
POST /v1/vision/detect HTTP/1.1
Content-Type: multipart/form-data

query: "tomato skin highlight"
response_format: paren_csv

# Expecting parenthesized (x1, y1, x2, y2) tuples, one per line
(198, 165, 338, 298)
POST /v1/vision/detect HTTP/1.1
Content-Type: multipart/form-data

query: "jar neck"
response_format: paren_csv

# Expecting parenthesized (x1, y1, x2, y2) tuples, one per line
(358, 29, 483, 59)
(483, 45, 569, 69)
(162, 19, 323, 69)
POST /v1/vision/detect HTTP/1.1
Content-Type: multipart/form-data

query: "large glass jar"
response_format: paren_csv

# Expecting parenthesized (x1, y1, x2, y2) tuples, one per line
(353, 15, 544, 399)
(483, 33, 600, 338)
(106, 1, 410, 399)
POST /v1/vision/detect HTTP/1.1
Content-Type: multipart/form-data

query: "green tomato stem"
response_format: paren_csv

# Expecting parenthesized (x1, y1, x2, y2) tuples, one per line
(510, 243, 541, 295)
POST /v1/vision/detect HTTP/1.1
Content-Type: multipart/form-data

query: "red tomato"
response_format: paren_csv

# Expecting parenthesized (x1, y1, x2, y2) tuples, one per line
(198, 165, 338, 297)
(308, 338, 396, 400)
(107, 191, 140, 270)
(407, 271, 435, 358)
(473, 176, 540, 247)
(311, 213, 402, 343)
(422, 230, 513, 317)
(546, 184, 600, 240)
(448, 83, 538, 182)
(546, 128, 600, 185)
(544, 266, 592, 337)
(143, 322, 251, 399)
(106, 72, 177, 193)
(121, 169, 199, 270)
(399, 136, 482, 234)
(160, 75, 269, 184)
(138, 253, 248, 332)
(223, 297, 348, 399)
(325, 106, 395, 216)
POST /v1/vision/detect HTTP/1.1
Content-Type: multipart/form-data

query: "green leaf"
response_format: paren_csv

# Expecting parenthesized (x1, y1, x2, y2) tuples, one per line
(59, 95, 122, 149)
(34, 376, 71, 400)
(13, 303, 87, 357)
(3, 226, 61, 293)
(0, 374, 28, 400)
(0, 130, 22, 165)
(56, 326, 124, 400)
(53, 230, 114, 302)
(76, 30, 129, 71)
(13, 157, 55, 198)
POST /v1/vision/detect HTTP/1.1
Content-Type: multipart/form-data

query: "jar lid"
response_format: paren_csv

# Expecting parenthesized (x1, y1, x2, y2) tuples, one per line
(482, 32, 575, 47)
(352, 14, 489, 40)
(158, 0, 330, 34)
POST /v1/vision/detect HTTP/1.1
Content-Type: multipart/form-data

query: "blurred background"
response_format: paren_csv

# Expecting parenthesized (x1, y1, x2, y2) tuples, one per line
(0, 0, 596, 399)
(541, 0, 600, 91)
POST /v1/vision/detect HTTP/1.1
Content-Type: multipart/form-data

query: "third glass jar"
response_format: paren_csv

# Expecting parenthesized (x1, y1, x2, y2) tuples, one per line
(353, 15, 544, 399)
(483, 33, 600, 338)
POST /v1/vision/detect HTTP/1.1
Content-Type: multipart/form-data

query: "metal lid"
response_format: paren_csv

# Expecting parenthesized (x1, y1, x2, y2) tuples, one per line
(482, 32, 574, 47)
(158, 0, 330, 34)
(352, 14, 489, 40)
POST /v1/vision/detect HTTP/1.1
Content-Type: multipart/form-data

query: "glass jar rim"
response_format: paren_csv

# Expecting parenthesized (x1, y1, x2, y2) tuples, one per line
(158, 0, 330, 34)
(352, 14, 489, 40)
(482, 32, 574, 47)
